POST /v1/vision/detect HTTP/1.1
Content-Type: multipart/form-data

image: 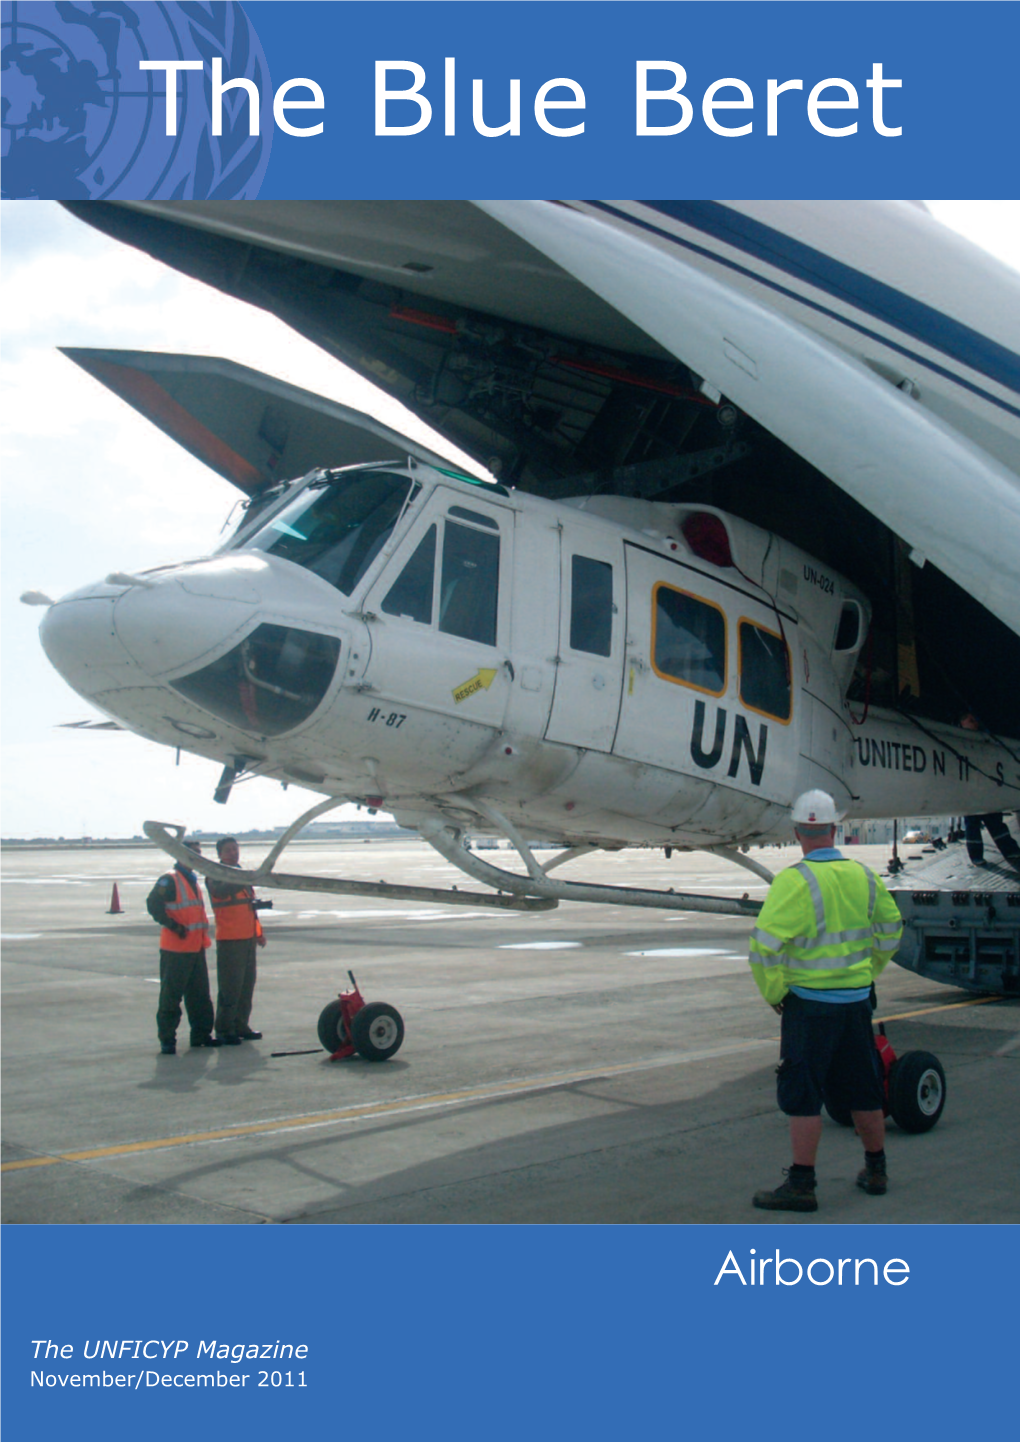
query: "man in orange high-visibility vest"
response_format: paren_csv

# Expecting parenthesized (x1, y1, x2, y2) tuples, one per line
(207, 836, 266, 1045)
(146, 840, 218, 1056)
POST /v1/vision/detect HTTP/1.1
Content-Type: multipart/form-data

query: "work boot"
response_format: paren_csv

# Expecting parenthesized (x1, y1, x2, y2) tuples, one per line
(217, 1034, 242, 1046)
(856, 1155, 888, 1195)
(238, 1028, 263, 1040)
(160, 1041, 176, 1055)
(753, 1169, 818, 1212)
(190, 1035, 222, 1048)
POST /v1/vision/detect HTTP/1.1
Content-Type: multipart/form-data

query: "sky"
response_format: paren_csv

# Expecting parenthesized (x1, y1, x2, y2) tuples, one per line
(2, 199, 1019, 839)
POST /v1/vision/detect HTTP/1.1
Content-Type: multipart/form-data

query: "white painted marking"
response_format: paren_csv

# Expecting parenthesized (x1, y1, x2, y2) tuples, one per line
(499, 941, 582, 950)
(0, 933, 42, 940)
(295, 908, 423, 920)
(413, 911, 496, 923)
(625, 947, 730, 957)
(1, 878, 89, 886)
(291, 908, 497, 923)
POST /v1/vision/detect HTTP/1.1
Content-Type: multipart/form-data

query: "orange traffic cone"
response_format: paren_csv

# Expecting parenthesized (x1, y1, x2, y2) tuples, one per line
(107, 883, 124, 914)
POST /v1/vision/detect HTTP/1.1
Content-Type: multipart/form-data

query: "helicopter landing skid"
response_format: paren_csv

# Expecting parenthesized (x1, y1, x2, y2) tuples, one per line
(143, 816, 557, 912)
(420, 801, 762, 918)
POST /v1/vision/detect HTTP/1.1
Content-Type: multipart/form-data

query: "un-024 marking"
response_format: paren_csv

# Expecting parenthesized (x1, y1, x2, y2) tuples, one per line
(803, 565, 835, 594)
(367, 708, 407, 728)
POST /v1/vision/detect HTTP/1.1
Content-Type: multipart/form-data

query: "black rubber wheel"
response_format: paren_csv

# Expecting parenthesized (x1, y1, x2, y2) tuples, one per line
(351, 1001, 404, 1061)
(317, 999, 347, 1053)
(889, 1050, 946, 1132)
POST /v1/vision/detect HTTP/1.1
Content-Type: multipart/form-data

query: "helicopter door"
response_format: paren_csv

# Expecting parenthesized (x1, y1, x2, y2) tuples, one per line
(613, 542, 799, 803)
(544, 532, 625, 752)
(613, 543, 730, 773)
(361, 494, 512, 736)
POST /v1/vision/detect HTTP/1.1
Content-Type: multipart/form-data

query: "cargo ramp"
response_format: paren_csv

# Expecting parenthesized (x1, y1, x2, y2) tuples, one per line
(889, 843, 1020, 995)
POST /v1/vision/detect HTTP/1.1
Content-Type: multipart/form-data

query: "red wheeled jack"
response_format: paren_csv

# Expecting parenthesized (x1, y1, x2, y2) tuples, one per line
(825, 1022, 946, 1132)
(317, 971, 405, 1062)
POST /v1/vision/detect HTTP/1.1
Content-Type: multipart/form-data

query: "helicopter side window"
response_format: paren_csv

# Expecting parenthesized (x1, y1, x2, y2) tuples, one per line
(834, 599, 863, 653)
(739, 620, 792, 722)
(439, 518, 500, 645)
(171, 624, 340, 737)
(243, 471, 416, 596)
(381, 525, 437, 624)
(652, 584, 726, 695)
(569, 556, 613, 657)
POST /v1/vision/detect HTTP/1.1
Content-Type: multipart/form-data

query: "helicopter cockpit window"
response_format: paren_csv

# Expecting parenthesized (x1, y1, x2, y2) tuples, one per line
(241, 470, 417, 596)
(739, 621, 791, 722)
(439, 517, 500, 645)
(171, 624, 340, 736)
(382, 525, 437, 624)
(652, 584, 726, 694)
(569, 556, 613, 657)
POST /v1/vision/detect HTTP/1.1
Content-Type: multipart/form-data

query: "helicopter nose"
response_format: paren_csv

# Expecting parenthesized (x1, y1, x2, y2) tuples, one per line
(40, 558, 264, 697)
(113, 560, 263, 679)
(40, 582, 138, 698)
(40, 556, 345, 741)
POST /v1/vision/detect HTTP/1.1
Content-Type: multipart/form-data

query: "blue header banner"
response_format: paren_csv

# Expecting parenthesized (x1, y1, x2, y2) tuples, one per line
(2, 1223, 1017, 1440)
(2, 1, 1018, 199)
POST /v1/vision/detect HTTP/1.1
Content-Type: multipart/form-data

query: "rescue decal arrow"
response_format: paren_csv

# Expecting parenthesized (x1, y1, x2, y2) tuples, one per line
(453, 667, 499, 703)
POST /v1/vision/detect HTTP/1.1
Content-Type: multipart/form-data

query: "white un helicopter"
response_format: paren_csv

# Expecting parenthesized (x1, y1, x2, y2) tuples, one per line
(29, 200, 1020, 949)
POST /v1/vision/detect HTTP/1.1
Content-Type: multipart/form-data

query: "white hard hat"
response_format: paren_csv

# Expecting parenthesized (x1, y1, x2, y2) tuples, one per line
(791, 789, 843, 825)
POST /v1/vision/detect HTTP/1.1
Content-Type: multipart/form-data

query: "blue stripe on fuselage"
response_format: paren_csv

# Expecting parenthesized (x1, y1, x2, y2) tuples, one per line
(584, 201, 1020, 421)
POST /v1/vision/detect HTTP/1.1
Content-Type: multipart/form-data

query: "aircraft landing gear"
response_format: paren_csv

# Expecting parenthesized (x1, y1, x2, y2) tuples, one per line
(824, 1023, 946, 1133)
(317, 971, 405, 1062)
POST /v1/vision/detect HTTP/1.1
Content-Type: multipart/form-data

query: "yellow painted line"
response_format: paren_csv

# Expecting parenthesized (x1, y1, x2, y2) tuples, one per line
(876, 995, 1007, 1024)
(5, 999, 1010, 1175)
(1, 1038, 774, 1174)
(11, 1000, 1000, 1175)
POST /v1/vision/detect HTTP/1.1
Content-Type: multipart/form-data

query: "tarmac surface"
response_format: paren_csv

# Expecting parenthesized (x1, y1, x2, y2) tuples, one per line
(2, 839, 1018, 1225)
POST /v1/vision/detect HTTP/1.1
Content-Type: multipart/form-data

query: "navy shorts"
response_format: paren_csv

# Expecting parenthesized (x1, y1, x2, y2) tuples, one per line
(776, 992, 884, 1117)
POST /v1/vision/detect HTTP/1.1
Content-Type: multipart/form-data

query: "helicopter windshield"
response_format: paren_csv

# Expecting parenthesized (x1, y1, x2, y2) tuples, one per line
(240, 469, 417, 596)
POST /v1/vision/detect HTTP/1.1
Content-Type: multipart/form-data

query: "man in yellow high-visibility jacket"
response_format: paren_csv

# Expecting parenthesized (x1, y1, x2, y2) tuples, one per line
(749, 790, 903, 1212)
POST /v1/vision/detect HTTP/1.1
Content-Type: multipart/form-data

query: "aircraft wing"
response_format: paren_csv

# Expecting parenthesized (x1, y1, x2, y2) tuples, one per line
(61, 347, 467, 494)
(477, 202, 1020, 643)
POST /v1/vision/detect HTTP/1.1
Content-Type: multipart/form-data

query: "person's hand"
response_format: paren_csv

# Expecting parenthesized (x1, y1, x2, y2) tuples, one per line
(771, 1002, 784, 1016)
(256, 936, 266, 949)
(174, 922, 188, 940)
